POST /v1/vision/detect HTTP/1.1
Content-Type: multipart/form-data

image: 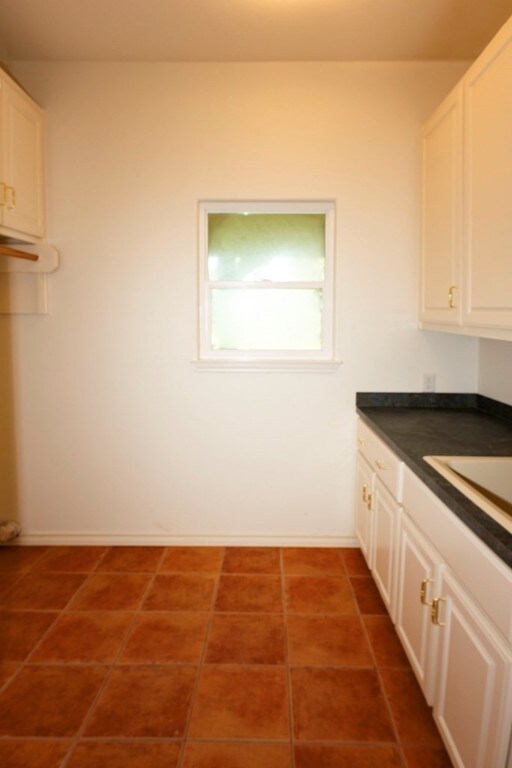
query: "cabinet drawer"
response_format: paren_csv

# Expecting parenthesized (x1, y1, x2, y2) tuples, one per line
(357, 418, 404, 502)
(403, 466, 512, 642)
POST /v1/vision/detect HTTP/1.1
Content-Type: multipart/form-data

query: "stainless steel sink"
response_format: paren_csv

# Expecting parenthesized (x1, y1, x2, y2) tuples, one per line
(423, 456, 512, 534)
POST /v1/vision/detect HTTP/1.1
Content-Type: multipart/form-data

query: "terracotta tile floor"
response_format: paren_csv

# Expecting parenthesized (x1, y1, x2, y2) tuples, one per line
(0, 545, 454, 768)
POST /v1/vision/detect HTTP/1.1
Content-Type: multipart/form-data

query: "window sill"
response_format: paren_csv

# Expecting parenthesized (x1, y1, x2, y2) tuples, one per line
(191, 359, 343, 373)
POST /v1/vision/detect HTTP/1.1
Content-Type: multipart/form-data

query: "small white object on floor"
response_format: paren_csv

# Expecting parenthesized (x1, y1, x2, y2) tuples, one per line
(0, 520, 21, 543)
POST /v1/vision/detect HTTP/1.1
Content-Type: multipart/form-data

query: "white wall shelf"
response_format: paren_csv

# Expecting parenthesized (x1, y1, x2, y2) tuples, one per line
(0, 242, 59, 314)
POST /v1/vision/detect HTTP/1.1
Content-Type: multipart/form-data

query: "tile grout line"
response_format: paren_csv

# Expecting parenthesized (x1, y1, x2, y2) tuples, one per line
(58, 546, 169, 768)
(175, 548, 290, 766)
(0, 548, 111, 708)
(283, 547, 386, 764)
(175, 548, 225, 768)
(2, 546, 50, 573)
(323, 550, 404, 760)
(0, 570, 23, 602)
(280, 548, 296, 768)
(371, 662, 410, 768)
(0, 546, 453, 766)
(24, 548, 114, 664)
(346, 555, 454, 765)
(345, 557, 409, 768)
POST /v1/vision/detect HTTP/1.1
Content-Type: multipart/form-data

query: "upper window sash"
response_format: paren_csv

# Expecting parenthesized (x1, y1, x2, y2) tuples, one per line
(198, 201, 335, 362)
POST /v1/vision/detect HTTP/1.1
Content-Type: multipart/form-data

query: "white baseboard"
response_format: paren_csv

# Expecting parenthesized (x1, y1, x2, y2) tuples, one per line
(14, 531, 358, 548)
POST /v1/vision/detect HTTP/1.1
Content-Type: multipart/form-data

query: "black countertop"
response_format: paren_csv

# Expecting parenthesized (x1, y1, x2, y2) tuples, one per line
(356, 393, 512, 568)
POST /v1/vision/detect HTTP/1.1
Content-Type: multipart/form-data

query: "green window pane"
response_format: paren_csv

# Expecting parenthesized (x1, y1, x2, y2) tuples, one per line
(211, 288, 323, 351)
(208, 213, 325, 282)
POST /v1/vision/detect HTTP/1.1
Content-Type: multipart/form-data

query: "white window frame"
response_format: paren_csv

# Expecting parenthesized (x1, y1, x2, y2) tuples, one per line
(196, 200, 338, 371)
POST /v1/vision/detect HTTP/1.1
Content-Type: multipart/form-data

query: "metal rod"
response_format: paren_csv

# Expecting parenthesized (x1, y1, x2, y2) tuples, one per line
(0, 244, 39, 261)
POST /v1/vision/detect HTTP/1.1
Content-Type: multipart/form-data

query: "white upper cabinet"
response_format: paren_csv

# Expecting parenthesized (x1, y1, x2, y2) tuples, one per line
(463, 24, 512, 330)
(420, 15, 512, 339)
(421, 88, 463, 326)
(0, 70, 45, 241)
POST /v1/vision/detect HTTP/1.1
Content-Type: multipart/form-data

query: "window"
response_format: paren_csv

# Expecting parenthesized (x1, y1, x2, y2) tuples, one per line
(197, 201, 337, 370)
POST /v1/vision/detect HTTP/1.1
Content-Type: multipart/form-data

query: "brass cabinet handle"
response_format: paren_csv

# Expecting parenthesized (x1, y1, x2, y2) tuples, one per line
(420, 577, 434, 606)
(367, 492, 373, 511)
(431, 596, 446, 626)
(0, 182, 6, 207)
(357, 438, 366, 447)
(362, 484, 367, 503)
(374, 459, 387, 470)
(448, 285, 457, 309)
(6, 186, 15, 209)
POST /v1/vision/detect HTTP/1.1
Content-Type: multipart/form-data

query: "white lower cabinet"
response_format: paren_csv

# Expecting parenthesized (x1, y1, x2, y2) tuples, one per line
(356, 417, 512, 768)
(372, 478, 400, 622)
(355, 452, 401, 620)
(355, 419, 403, 619)
(434, 569, 512, 768)
(396, 512, 512, 767)
(355, 452, 374, 568)
(397, 486, 512, 768)
(395, 514, 442, 705)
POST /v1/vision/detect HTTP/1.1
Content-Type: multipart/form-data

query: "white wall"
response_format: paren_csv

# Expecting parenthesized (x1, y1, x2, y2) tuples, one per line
(5, 61, 478, 544)
(479, 339, 512, 405)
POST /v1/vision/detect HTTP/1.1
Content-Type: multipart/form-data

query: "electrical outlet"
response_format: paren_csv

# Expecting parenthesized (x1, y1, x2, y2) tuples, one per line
(423, 373, 436, 392)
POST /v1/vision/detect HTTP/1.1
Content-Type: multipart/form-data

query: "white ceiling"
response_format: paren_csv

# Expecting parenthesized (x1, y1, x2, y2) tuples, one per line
(1, 0, 511, 62)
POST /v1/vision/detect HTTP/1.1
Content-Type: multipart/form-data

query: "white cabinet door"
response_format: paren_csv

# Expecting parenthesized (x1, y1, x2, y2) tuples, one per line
(395, 514, 443, 705)
(463, 22, 512, 330)
(434, 569, 512, 768)
(421, 87, 463, 326)
(372, 477, 399, 622)
(0, 76, 45, 239)
(355, 452, 374, 569)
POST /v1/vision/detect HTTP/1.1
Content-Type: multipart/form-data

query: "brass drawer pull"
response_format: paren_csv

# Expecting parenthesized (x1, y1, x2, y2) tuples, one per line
(362, 484, 367, 503)
(374, 459, 387, 470)
(367, 492, 373, 511)
(6, 186, 16, 209)
(420, 577, 434, 606)
(431, 596, 446, 627)
(0, 182, 6, 208)
(448, 285, 457, 309)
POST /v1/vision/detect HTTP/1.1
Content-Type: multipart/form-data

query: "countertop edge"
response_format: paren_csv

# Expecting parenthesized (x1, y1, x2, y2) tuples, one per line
(356, 405, 512, 569)
(356, 392, 512, 425)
